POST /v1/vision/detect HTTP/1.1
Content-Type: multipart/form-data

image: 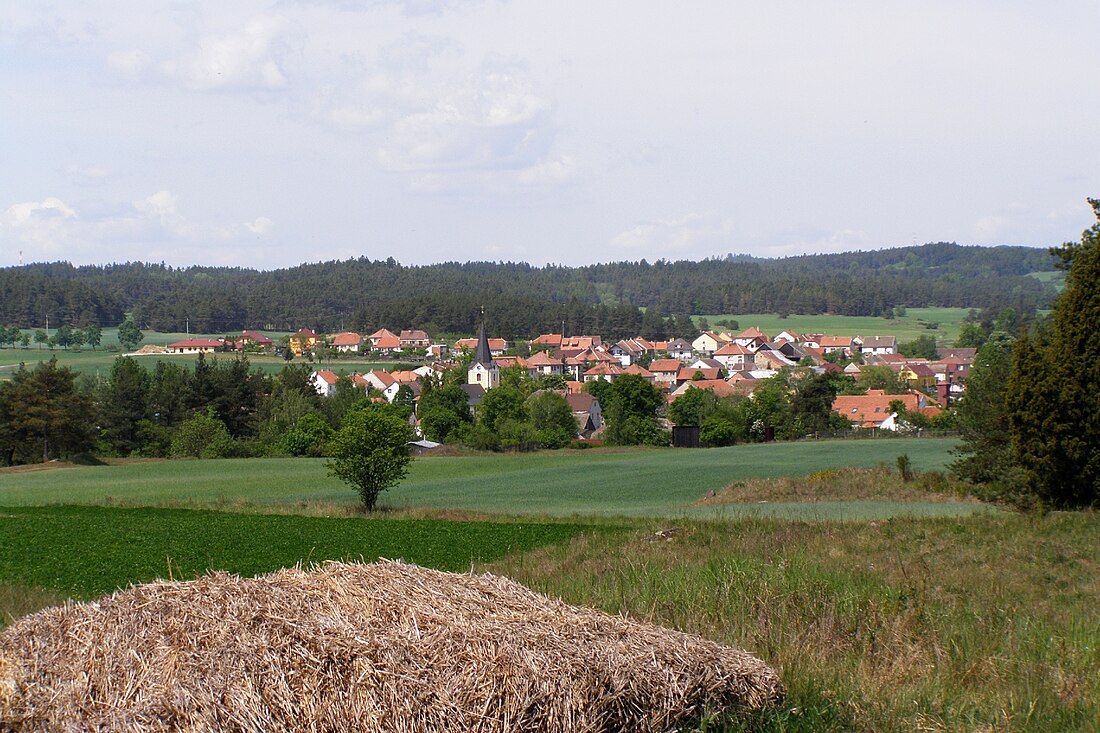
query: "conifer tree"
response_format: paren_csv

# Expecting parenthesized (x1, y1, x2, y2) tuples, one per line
(1007, 198, 1100, 507)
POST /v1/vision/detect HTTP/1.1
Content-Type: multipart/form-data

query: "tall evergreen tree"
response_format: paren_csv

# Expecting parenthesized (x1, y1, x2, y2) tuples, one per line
(1, 358, 94, 463)
(98, 356, 150, 455)
(1006, 198, 1100, 508)
(951, 334, 1016, 485)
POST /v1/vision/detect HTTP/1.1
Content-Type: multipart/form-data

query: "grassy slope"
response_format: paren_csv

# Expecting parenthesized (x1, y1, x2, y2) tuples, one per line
(490, 511, 1099, 732)
(0, 439, 966, 518)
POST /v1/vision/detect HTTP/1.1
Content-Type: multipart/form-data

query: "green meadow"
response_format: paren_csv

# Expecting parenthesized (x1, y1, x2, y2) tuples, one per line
(0, 505, 593, 599)
(2, 437, 1096, 731)
(697, 307, 972, 345)
(0, 327, 394, 380)
(0, 438, 967, 518)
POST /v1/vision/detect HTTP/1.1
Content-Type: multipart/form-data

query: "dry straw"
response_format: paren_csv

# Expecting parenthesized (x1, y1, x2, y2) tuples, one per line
(0, 560, 782, 732)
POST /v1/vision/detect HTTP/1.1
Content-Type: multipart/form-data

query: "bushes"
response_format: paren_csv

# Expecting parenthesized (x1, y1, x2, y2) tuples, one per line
(170, 409, 235, 459)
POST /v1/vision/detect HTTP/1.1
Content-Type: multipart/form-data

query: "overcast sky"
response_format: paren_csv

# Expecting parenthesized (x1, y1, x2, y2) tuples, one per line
(2, 1, 1098, 269)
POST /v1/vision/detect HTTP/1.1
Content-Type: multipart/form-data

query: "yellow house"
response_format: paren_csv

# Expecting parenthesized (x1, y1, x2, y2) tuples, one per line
(898, 362, 936, 389)
(289, 328, 320, 356)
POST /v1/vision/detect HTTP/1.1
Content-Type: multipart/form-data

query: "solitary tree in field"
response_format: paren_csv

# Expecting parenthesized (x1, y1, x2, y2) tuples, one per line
(84, 324, 102, 351)
(117, 319, 144, 352)
(326, 406, 414, 511)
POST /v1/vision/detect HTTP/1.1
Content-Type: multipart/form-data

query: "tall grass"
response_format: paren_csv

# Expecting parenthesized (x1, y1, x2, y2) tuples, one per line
(491, 512, 1099, 731)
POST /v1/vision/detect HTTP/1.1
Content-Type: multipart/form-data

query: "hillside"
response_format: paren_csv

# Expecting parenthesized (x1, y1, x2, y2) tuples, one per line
(0, 243, 1058, 339)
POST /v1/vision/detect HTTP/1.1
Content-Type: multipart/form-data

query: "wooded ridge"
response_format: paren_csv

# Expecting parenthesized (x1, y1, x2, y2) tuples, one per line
(0, 242, 1057, 339)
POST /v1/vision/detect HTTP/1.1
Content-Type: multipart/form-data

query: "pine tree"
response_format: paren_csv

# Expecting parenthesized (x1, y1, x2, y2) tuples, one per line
(1007, 199, 1100, 508)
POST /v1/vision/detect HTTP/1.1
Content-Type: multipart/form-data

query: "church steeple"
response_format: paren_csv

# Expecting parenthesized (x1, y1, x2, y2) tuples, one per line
(474, 318, 494, 367)
(468, 308, 500, 390)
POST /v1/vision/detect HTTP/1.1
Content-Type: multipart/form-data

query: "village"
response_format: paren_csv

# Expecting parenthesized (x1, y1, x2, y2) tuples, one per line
(162, 323, 973, 439)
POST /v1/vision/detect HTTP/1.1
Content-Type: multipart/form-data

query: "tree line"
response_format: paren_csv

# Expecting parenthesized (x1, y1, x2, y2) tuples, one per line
(0, 243, 1057, 339)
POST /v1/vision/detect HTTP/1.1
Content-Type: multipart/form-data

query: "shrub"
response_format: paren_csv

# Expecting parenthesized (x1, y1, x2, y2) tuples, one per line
(170, 409, 234, 459)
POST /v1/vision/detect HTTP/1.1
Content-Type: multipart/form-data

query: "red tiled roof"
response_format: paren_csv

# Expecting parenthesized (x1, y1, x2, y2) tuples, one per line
(677, 367, 720, 381)
(168, 338, 223, 348)
(373, 336, 401, 349)
(583, 362, 624, 377)
(832, 390, 919, 425)
(238, 330, 273, 344)
(526, 350, 562, 366)
(314, 370, 338, 385)
(648, 359, 683, 373)
(331, 332, 362, 346)
(454, 337, 508, 351)
(714, 342, 753, 356)
(736, 326, 767, 339)
(674, 380, 736, 398)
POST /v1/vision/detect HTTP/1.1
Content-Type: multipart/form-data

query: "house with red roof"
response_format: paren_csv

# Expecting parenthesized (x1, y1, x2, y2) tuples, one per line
(582, 362, 625, 383)
(289, 329, 320, 356)
(166, 338, 224, 354)
(309, 370, 339, 397)
(399, 329, 430, 349)
(330, 332, 363, 353)
(819, 335, 861, 356)
(676, 366, 721, 386)
(531, 333, 563, 349)
(713, 342, 754, 370)
(232, 330, 273, 350)
(454, 336, 509, 356)
(670, 379, 737, 399)
(622, 363, 655, 382)
(831, 389, 929, 430)
(648, 358, 683, 388)
(368, 331, 402, 353)
(526, 349, 564, 376)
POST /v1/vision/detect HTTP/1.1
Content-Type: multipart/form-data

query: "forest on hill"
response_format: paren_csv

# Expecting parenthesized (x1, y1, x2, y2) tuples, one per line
(0, 242, 1058, 340)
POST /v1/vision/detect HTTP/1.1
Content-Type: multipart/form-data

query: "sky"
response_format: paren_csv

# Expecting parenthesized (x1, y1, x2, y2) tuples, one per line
(2, 1, 1099, 270)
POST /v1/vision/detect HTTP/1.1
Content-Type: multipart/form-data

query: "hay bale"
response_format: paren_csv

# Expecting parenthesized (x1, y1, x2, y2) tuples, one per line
(0, 560, 782, 732)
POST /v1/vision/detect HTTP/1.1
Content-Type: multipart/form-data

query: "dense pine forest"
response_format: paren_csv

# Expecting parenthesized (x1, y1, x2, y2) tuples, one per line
(0, 243, 1057, 340)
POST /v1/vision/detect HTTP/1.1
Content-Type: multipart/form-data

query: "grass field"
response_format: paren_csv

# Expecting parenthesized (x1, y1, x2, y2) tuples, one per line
(0, 505, 594, 600)
(0, 438, 968, 519)
(2, 306, 975, 381)
(1, 438, 1096, 731)
(491, 511, 1099, 731)
(0, 342, 397, 380)
(697, 307, 972, 346)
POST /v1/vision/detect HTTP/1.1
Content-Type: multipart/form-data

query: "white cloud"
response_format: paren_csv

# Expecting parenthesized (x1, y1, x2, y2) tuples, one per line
(64, 164, 112, 180)
(107, 49, 152, 80)
(133, 190, 180, 226)
(244, 216, 273, 234)
(517, 155, 577, 186)
(377, 66, 551, 173)
(610, 214, 720, 253)
(162, 15, 298, 92)
(4, 197, 77, 225)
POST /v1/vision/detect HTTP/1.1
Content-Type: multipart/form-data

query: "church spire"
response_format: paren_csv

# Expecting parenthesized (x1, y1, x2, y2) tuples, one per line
(474, 308, 493, 366)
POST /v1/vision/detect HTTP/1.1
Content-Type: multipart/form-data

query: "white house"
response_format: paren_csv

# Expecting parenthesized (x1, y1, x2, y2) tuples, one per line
(309, 370, 339, 397)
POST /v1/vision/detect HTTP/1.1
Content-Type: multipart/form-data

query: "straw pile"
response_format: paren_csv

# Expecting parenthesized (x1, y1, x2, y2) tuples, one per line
(0, 560, 782, 732)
